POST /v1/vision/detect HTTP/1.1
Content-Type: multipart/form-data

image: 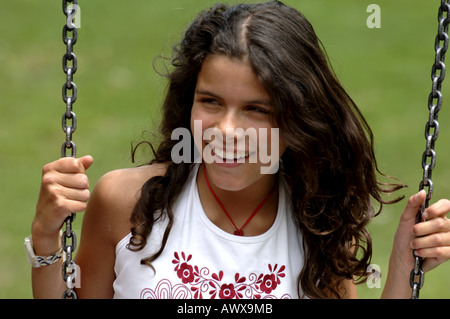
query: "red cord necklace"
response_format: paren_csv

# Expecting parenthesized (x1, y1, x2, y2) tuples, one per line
(203, 165, 275, 236)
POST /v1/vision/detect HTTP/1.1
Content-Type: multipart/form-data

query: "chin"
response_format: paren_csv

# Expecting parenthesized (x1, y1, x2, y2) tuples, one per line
(204, 162, 264, 192)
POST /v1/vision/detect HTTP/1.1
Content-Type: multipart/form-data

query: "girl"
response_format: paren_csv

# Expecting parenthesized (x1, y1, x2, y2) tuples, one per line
(31, 1, 450, 299)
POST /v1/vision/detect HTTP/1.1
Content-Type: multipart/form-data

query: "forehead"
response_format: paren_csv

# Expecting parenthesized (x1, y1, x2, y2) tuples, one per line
(196, 55, 270, 103)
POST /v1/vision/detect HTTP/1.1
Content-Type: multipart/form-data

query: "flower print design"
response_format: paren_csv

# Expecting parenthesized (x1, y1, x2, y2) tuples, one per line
(260, 274, 277, 294)
(169, 251, 291, 299)
(177, 263, 195, 284)
(219, 283, 236, 299)
(141, 279, 192, 299)
(258, 264, 285, 294)
(173, 252, 195, 284)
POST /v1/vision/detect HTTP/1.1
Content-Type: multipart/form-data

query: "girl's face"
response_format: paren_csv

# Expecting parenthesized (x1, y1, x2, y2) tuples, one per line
(191, 55, 285, 191)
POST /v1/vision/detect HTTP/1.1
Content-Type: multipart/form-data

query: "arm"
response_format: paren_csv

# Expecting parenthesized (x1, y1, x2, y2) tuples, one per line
(74, 169, 136, 298)
(382, 190, 450, 298)
(32, 156, 93, 299)
(32, 154, 167, 298)
(72, 164, 168, 298)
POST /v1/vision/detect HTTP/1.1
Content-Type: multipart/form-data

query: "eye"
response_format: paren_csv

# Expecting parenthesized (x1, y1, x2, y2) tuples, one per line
(201, 98, 221, 106)
(247, 105, 270, 114)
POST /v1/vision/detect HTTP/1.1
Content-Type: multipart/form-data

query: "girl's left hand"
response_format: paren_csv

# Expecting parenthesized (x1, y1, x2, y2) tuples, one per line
(395, 190, 450, 273)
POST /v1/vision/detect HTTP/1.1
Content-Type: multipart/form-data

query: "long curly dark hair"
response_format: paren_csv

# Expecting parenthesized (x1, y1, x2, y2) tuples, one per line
(128, 1, 405, 299)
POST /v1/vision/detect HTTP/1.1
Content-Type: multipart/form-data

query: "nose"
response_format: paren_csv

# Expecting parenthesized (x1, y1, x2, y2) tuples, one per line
(217, 109, 241, 131)
(216, 110, 245, 146)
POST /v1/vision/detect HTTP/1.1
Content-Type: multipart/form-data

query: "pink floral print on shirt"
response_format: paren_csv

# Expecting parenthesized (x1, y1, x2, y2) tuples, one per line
(140, 251, 291, 299)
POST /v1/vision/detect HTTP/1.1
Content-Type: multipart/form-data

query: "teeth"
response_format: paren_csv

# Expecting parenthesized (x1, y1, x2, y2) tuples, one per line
(214, 148, 249, 160)
(236, 150, 248, 159)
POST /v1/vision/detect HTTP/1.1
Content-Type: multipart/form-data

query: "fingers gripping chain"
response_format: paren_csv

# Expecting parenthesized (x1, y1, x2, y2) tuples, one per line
(411, 0, 450, 299)
(61, 0, 79, 299)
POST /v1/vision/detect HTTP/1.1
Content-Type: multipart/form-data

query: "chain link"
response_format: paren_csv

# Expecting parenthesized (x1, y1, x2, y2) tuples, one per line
(410, 0, 449, 299)
(61, 0, 79, 299)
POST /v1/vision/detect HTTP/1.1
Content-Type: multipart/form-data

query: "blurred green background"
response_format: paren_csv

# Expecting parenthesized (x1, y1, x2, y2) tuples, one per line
(1, 0, 449, 299)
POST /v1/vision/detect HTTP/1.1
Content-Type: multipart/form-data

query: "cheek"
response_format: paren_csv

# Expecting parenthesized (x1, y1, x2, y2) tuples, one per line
(191, 104, 217, 155)
(190, 103, 213, 132)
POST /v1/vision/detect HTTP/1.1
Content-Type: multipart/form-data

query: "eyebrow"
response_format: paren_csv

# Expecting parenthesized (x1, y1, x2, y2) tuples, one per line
(195, 89, 272, 106)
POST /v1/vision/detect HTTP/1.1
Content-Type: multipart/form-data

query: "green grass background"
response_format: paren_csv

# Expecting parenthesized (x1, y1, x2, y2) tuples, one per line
(1, 0, 449, 299)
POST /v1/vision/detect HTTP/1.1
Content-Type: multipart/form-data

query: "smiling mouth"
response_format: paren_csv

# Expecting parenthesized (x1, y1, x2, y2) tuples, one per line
(213, 148, 250, 161)
(205, 143, 256, 163)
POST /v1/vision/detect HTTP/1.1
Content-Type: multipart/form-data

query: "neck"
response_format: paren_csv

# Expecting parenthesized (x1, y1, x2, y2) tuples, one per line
(197, 165, 279, 236)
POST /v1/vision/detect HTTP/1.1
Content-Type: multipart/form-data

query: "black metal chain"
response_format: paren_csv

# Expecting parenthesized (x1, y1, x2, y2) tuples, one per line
(410, 0, 449, 299)
(61, 0, 79, 299)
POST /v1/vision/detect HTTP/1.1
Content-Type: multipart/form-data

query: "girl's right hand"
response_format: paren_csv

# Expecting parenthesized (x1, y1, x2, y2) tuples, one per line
(32, 155, 94, 253)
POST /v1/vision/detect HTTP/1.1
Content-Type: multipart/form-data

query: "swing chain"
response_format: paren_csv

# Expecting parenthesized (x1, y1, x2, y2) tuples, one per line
(61, 0, 79, 299)
(62, 0, 78, 158)
(410, 0, 450, 299)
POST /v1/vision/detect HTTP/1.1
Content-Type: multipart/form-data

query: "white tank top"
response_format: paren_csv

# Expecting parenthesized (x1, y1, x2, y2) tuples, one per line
(113, 165, 305, 299)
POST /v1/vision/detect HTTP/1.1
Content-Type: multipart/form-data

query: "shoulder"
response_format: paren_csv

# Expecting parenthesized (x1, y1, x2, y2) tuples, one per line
(74, 163, 168, 298)
(85, 163, 168, 245)
(96, 163, 168, 199)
